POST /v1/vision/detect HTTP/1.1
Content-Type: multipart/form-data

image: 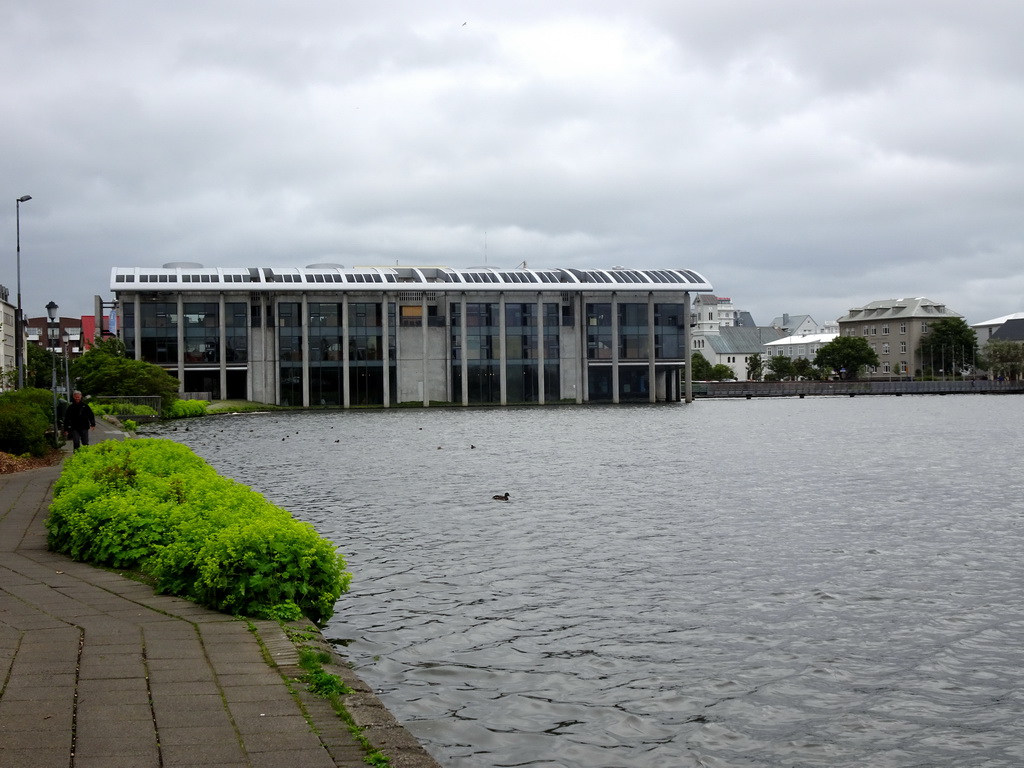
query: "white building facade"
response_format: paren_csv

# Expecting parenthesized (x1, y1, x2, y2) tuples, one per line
(763, 333, 838, 361)
(0, 285, 14, 390)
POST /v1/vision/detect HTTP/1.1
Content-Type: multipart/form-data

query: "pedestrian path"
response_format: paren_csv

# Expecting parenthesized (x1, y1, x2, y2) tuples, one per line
(0, 421, 441, 768)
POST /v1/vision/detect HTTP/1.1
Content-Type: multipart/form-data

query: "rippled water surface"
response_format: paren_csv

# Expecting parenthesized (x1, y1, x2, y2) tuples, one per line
(150, 397, 1024, 767)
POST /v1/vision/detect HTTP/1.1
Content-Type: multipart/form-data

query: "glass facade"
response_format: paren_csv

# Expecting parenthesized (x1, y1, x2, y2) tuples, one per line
(308, 302, 342, 405)
(225, 302, 247, 362)
(140, 302, 178, 363)
(618, 302, 649, 360)
(278, 302, 302, 406)
(116, 270, 697, 406)
(451, 302, 501, 403)
(503, 302, 561, 403)
(655, 304, 685, 359)
(587, 303, 612, 360)
(347, 301, 387, 406)
(543, 303, 561, 400)
(183, 302, 219, 363)
(586, 301, 686, 401)
(285, 300, 397, 406)
(122, 301, 135, 357)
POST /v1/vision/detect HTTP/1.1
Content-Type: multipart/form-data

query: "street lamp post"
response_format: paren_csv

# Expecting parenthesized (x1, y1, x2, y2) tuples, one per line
(46, 301, 59, 442)
(63, 331, 71, 396)
(15, 195, 32, 389)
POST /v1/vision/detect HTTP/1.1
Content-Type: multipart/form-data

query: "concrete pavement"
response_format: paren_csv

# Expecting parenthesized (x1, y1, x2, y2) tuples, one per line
(0, 420, 442, 768)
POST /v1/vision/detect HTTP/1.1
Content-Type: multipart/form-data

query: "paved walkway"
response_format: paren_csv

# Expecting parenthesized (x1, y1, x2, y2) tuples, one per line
(0, 420, 441, 768)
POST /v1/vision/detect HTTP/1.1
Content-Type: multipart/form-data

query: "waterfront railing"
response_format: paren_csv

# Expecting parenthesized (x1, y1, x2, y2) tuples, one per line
(695, 380, 1024, 398)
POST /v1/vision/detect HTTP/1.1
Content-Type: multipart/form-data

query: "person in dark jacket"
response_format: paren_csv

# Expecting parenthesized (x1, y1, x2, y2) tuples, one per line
(61, 390, 96, 450)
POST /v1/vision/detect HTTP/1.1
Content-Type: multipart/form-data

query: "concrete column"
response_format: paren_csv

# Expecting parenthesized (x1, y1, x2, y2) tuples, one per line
(273, 298, 281, 405)
(648, 293, 657, 403)
(301, 294, 310, 407)
(422, 294, 429, 406)
(342, 295, 350, 409)
(536, 293, 545, 404)
(684, 292, 693, 403)
(460, 294, 468, 405)
(264, 295, 277, 405)
(175, 294, 185, 396)
(133, 295, 142, 361)
(611, 292, 619, 404)
(579, 293, 588, 403)
(218, 294, 227, 401)
(247, 296, 255, 403)
(499, 293, 507, 405)
(380, 296, 391, 407)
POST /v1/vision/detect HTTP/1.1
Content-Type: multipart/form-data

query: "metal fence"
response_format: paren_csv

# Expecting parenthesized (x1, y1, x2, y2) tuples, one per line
(696, 380, 1024, 398)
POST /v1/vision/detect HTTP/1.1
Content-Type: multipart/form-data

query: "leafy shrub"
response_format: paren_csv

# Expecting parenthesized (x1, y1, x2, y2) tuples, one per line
(0, 403, 50, 456)
(47, 439, 350, 622)
(0, 388, 57, 456)
(91, 402, 159, 418)
(165, 399, 208, 419)
(72, 338, 181, 410)
(122, 419, 138, 432)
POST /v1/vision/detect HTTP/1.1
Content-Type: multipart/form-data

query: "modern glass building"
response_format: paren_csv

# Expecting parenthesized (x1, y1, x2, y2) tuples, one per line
(111, 264, 713, 406)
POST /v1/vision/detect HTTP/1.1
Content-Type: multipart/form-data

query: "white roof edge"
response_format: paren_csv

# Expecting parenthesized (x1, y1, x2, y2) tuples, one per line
(764, 333, 839, 346)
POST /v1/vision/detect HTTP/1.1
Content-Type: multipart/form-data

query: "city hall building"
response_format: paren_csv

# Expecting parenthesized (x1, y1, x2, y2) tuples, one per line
(110, 264, 713, 407)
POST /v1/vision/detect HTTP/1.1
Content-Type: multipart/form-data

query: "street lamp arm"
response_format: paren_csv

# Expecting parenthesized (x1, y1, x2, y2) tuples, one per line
(15, 195, 32, 389)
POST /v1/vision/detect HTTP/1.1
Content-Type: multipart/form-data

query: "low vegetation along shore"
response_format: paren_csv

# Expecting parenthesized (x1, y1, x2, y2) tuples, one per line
(1, 424, 411, 766)
(47, 438, 350, 622)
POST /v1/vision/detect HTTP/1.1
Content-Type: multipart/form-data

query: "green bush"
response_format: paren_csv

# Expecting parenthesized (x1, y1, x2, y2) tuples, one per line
(165, 399, 208, 419)
(0, 403, 50, 456)
(47, 439, 350, 623)
(0, 388, 58, 456)
(91, 402, 159, 418)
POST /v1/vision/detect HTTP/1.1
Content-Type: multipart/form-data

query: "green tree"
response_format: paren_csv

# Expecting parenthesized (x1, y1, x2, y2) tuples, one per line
(26, 342, 59, 389)
(981, 339, 1024, 381)
(709, 363, 735, 380)
(792, 357, 822, 380)
(813, 336, 880, 379)
(746, 353, 763, 381)
(71, 337, 180, 409)
(918, 318, 978, 378)
(766, 355, 796, 381)
(688, 350, 713, 380)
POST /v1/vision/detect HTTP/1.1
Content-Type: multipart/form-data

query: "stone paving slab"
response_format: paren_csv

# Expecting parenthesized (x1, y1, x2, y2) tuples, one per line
(0, 421, 443, 767)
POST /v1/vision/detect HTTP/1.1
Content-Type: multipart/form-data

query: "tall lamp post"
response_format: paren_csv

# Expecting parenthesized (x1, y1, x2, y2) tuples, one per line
(63, 330, 71, 395)
(46, 301, 59, 441)
(15, 195, 32, 389)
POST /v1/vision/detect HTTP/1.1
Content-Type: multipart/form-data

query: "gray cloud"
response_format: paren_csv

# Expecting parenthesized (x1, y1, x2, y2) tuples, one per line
(4, 0, 1023, 327)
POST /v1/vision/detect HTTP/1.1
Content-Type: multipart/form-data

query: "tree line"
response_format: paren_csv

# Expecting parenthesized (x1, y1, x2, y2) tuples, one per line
(693, 318, 1005, 382)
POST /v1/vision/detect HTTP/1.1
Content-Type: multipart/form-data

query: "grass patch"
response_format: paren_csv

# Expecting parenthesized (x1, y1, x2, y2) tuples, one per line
(284, 629, 391, 767)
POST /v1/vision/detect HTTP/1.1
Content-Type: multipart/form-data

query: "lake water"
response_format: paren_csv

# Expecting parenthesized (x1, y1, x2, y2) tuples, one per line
(148, 396, 1024, 767)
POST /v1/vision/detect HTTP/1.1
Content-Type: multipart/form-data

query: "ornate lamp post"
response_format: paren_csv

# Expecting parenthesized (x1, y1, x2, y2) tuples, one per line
(15, 195, 32, 388)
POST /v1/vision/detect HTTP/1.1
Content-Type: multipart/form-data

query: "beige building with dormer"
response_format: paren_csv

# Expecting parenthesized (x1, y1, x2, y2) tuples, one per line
(836, 297, 962, 378)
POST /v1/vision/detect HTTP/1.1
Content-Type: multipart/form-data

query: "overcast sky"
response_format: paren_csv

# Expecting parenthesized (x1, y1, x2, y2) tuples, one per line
(4, 1, 1023, 326)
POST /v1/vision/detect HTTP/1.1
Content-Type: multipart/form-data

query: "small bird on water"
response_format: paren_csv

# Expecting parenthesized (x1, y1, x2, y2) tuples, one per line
(492, 492, 510, 501)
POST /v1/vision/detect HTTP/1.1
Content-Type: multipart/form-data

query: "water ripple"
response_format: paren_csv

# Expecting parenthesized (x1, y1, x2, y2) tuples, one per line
(151, 397, 1024, 767)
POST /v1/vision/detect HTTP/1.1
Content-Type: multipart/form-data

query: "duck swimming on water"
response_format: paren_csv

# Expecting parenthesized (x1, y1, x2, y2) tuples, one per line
(492, 492, 510, 501)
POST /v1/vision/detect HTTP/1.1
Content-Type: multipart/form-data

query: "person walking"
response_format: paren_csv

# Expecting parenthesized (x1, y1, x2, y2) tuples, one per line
(61, 390, 96, 450)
